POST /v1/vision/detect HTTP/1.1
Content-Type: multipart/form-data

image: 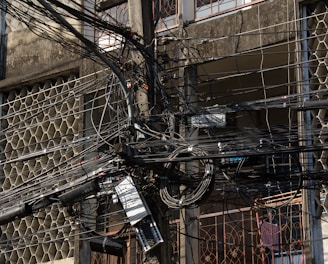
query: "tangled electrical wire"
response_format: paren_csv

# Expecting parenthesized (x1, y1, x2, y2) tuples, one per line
(1, 0, 328, 259)
(160, 146, 214, 208)
(0, 0, 327, 212)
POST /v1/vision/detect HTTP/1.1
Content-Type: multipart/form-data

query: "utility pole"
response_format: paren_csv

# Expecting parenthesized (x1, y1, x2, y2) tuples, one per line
(128, 1, 167, 264)
(178, 66, 200, 264)
(183, 66, 200, 264)
(178, 2, 199, 264)
(128, 0, 155, 119)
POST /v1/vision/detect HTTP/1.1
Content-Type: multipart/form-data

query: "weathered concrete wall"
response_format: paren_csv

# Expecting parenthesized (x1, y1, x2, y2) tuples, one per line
(1, 0, 297, 88)
(0, 27, 83, 89)
(6, 30, 78, 76)
(162, 0, 297, 65)
(194, 0, 295, 58)
(41, 257, 75, 264)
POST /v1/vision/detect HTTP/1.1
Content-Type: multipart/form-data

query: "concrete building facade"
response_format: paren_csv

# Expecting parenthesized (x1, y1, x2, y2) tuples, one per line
(0, 0, 328, 263)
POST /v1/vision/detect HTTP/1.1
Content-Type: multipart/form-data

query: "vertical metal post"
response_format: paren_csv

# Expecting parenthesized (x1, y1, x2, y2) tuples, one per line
(300, 5, 323, 264)
(0, 93, 3, 188)
(223, 212, 227, 261)
(242, 212, 246, 264)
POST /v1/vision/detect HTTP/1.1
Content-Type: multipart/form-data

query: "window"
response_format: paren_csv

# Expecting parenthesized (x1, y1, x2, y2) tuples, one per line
(196, 0, 260, 20)
(154, 0, 179, 31)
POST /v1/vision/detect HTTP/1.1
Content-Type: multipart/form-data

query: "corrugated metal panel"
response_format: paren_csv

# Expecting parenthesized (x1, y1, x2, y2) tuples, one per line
(191, 113, 226, 127)
(115, 176, 149, 226)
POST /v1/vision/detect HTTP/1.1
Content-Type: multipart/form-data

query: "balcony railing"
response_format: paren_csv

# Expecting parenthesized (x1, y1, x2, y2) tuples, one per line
(169, 201, 304, 264)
